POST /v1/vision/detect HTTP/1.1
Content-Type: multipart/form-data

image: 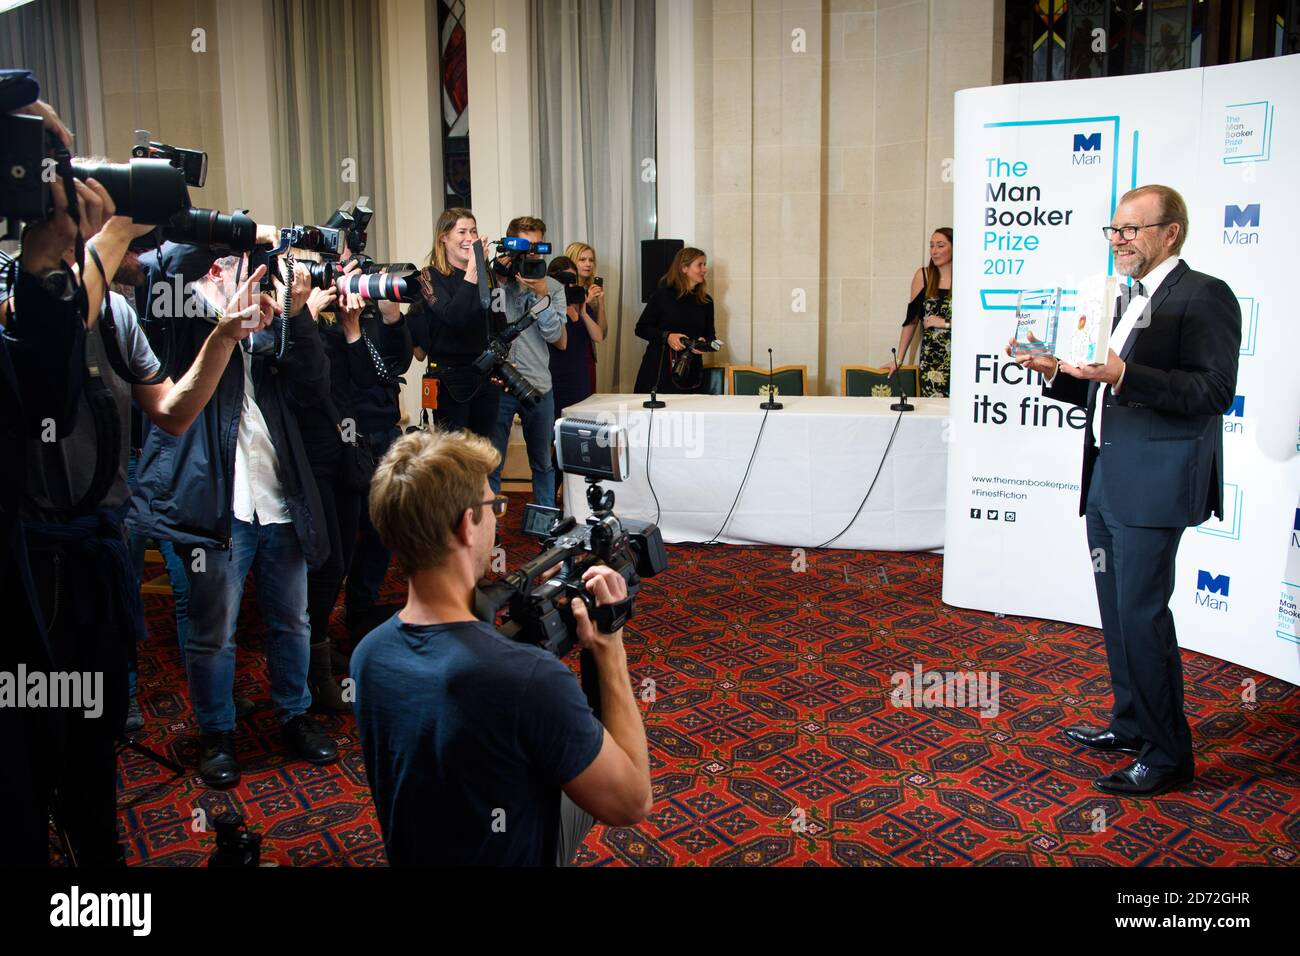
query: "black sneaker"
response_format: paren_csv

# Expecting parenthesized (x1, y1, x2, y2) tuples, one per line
(280, 714, 338, 765)
(198, 731, 240, 789)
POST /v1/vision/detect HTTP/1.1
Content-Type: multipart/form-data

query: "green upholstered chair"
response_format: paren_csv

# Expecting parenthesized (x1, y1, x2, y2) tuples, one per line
(729, 364, 808, 398)
(842, 364, 919, 397)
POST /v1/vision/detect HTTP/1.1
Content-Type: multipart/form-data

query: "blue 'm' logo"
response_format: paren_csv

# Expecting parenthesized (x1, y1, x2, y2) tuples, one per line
(1224, 204, 1260, 228)
(1073, 133, 1101, 152)
(1197, 571, 1230, 596)
(1226, 395, 1245, 417)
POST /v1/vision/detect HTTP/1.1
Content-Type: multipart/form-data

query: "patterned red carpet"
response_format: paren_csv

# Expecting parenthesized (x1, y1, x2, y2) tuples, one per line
(115, 499, 1300, 867)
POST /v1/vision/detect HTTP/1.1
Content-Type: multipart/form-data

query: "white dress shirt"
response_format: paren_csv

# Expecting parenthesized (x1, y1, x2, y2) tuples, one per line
(1092, 255, 1180, 445)
(232, 344, 291, 525)
(1044, 256, 1181, 447)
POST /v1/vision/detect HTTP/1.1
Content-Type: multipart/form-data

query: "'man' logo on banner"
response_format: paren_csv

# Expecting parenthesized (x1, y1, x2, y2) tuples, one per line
(1292, 508, 1300, 549)
(1224, 203, 1261, 245)
(1196, 570, 1230, 611)
(1072, 132, 1102, 166)
(1224, 394, 1245, 434)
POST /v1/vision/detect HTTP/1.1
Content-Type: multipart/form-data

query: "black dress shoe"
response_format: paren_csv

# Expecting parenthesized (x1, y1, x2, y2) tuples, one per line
(281, 714, 339, 765)
(1064, 726, 1142, 754)
(198, 732, 240, 789)
(1093, 760, 1193, 796)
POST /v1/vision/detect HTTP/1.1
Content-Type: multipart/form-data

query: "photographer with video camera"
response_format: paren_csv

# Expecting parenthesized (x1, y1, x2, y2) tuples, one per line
(350, 427, 651, 865)
(128, 248, 339, 789)
(487, 216, 567, 507)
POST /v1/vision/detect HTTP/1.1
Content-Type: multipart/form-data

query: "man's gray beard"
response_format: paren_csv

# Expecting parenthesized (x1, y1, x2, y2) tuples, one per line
(1115, 254, 1144, 277)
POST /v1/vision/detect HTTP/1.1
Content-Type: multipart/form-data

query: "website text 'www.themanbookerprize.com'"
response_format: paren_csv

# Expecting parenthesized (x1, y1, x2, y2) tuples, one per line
(970, 474, 1079, 512)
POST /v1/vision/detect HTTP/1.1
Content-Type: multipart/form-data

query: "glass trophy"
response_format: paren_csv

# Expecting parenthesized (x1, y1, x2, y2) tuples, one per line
(1055, 274, 1115, 366)
(1012, 287, 1061, 354)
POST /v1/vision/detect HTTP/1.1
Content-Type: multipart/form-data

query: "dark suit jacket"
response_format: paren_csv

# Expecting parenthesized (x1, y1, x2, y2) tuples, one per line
(1044, 260, 1240, 529)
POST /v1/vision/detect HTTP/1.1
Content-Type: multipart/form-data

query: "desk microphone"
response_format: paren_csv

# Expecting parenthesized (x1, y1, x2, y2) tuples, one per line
(760, 347, 783, 410)
(889, 348, 914, 412)
(643, 334, 670, 409)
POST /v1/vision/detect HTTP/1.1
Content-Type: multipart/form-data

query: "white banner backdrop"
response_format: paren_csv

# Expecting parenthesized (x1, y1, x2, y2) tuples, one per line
(942, 56, 1300, 685)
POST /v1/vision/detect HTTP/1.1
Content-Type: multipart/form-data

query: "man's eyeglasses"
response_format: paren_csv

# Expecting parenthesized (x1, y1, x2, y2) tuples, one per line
(1101, 222, 1171, 242)
(479, 496, 509, 517)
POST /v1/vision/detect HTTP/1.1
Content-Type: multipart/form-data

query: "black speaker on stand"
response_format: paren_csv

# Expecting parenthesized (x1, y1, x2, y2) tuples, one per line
(640, 238, 684, 303)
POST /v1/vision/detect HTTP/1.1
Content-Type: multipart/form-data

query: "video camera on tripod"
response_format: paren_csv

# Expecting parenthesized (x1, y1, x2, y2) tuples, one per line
(474, 418, 667, 716)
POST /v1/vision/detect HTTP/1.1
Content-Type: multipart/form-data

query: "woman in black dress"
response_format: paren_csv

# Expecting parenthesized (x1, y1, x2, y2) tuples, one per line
(888, 227, 952, 397)
(634, 246, 715, 394)
(405, 208, 500, 438)
(546, 256, 604, 416)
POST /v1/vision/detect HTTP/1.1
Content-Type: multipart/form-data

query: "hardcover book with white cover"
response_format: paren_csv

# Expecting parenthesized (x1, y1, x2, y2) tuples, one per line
(1055, 274, 1115, 366)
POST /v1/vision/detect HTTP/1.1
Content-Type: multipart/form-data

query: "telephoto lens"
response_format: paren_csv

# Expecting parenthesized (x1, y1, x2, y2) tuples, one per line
(335, 270, 417, 302)
(71, 157, 191, 225)
(163, 208, 258, 252)
(307, 259, 338, 290)
(494, 361, 542, 409)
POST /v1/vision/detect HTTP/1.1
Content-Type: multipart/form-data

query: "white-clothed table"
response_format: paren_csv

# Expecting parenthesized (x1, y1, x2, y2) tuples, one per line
(558, 394, 949, 551)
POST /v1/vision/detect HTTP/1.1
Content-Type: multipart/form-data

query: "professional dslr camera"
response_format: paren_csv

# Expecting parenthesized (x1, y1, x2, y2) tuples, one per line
(470, 293, 555, 409)
(491, 235, 551, 281)
(474, 419, 667, 715)
(1, 119, 186, 231)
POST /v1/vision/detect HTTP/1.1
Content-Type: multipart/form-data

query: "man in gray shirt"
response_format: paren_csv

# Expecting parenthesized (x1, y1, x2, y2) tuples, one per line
(488, 216, 566, 507)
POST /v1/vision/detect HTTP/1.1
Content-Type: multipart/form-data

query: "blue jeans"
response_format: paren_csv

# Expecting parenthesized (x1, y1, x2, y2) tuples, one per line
(184, 516, 312, 732)
(126, 452, 191, 696)
(489, 389, 556, 507)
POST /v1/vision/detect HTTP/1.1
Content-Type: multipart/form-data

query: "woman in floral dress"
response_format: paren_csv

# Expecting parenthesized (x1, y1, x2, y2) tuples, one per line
(888, 228, 953, 398)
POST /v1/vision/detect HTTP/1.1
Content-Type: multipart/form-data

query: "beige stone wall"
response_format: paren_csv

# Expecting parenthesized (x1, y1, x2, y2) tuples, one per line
(95, 0, 228, 213)
(694, 0, 1000, 392)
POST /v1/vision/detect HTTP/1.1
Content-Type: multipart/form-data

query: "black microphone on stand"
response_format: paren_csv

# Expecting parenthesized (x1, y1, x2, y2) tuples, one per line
(759, 347, 783, 410)
(643, 333, 670, 409)
(889, 348, 914, 412)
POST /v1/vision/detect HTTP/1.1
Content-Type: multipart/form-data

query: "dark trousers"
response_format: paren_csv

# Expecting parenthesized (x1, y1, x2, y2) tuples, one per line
(429, 366, 501, 440)
(1084, 454, 1194, 773)
(346, 425, 402, 619)
(307, 462, 361, 647)
(25, 511, 135, 866)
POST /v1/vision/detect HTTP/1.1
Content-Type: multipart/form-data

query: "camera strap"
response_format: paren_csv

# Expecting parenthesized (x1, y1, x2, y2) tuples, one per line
(85, 244, 169, 387)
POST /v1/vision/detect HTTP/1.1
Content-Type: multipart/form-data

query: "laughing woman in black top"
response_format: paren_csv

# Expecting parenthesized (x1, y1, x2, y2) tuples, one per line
(405, 208, 500, 438)
(634, 246, 715, 394)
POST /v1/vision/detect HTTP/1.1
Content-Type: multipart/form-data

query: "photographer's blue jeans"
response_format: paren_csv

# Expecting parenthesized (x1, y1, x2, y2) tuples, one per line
(125, 452, 191, 696)
(184, 516, 312, 732)
(489, 389, 556, 507)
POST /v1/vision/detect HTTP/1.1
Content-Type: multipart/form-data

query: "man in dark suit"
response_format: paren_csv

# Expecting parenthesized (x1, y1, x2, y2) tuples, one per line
(1008, 184, 1240, 796)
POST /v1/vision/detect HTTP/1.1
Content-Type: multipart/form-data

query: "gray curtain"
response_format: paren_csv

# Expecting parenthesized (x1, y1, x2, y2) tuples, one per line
(268, 0, 390, 259)
(534, 0, 656, 392)
(0, 0, 89, 148)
